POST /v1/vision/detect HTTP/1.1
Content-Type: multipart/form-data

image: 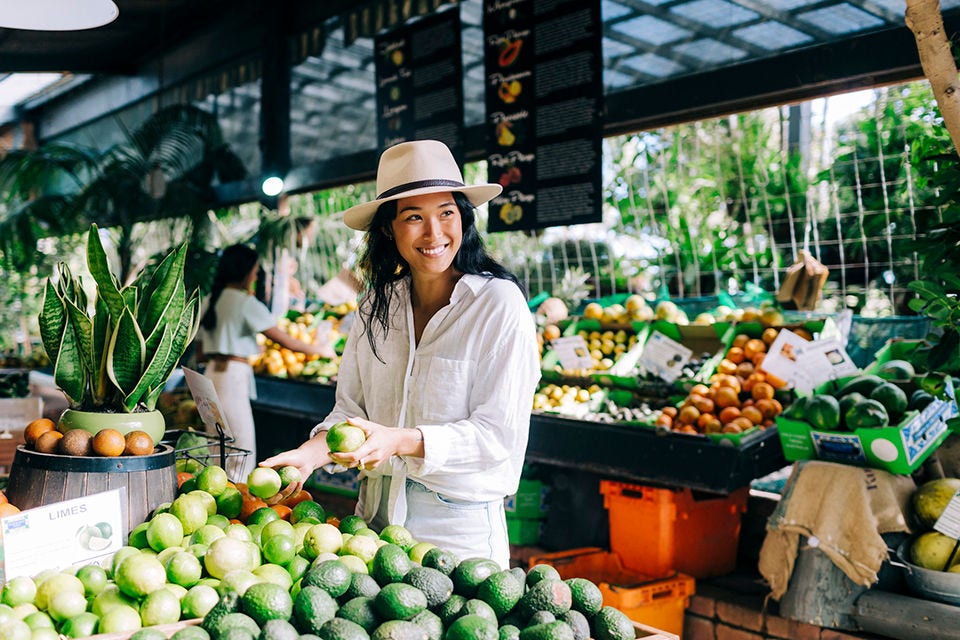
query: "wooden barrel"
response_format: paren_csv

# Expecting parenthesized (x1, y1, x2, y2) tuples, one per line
(5, 444, 177, 535)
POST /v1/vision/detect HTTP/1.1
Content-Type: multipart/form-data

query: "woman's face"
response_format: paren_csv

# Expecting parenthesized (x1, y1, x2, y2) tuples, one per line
(390, 191, 462, 277)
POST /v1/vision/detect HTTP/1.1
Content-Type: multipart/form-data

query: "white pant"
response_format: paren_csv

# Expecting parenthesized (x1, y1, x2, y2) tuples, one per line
(203, 360, 257, 481)
(364, 476, 510, 569)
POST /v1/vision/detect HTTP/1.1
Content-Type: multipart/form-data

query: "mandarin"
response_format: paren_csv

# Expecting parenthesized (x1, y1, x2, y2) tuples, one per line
(714, 386, 741, 409)
(752, 382, 775, 401)
(741, 406, 764, 425)
(34, 429, 64, 453)
(0, 503, 20, 518)
(123, 430, 154, 456)
(677, 405, 700, 425)
(719, 406, 742, 424)
(726, 347, 745, 364)
(690, 384, 710, 397)
(24, 418, 56, 447)
(702, 417, 723, 434)
(732, 333, 750, 348)
(92, 428, 126, 457)
(269, 504, 292, 521)
(762, 327, 780, 345)
(743, 339, 767, 360)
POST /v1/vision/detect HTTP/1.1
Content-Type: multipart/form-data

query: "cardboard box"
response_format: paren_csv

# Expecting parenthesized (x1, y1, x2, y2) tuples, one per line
(504, 478, 550, 518)
(506, 515, 543, 545)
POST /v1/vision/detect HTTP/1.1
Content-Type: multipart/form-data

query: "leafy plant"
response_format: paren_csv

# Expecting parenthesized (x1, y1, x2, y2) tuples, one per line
(38, 224, 201, 412)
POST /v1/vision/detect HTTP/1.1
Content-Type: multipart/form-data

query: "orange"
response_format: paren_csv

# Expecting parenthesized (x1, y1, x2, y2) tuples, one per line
(701, 417, 722, 434)
(692, 396, 715, 415)
(725, 347, 745, 364)
(655, 413, 673, 428)
(661, 406, 678, 419)
(718, 406, 741, 424)
(717, 359, 738, 375)
(677, 405, 700, 425)
(0, 503, 20, 518)
(722, 422, 744, 434)
(743, 339, 767, 360)
(751, 382, 775, 401)
(714, 386, 740, 409)
(92, 428, 126, 457)
(34, 429, 63, 453)
(736, 361, 755, 379)
(766, 373, 788, 389)
(542, 325, 561, 342)
(696, 412, 716, 428)
(24, 418, 56, 447)
(281, 489, 314, 508)
(755, 398, 779, 420)
(714, 374, 741, 393)
(177, 472, 195, 488)
(731, 416, 754, 431)
(689, 384, 710, 397)
(741, 406, 764, 425)
(239, 496, 268, 522)
(0, 490, 7, 505)
(123, 430, 154, 456)
(732, 333, 750, 348)
(751, 353, 766, 367)
(269, 504, 292, 521)
(761, 327, 780, 345)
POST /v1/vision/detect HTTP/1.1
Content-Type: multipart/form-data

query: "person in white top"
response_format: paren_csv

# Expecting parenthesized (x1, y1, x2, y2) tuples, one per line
(262, 140, 541, 567)
(196, 244, 334, 479)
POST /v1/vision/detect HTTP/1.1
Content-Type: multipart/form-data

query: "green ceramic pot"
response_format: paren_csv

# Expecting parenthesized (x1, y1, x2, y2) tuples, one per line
(58, 408, 166, 444)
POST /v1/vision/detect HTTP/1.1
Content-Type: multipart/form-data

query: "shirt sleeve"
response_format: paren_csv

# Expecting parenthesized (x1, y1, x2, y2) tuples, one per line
(405, 289, 541, 476)
(309, 313, 368, 438)
(244, 296, 277, 335)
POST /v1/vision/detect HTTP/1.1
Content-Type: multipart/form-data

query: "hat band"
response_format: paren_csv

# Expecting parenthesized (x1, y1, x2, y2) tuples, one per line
(377, 178, 465, 199)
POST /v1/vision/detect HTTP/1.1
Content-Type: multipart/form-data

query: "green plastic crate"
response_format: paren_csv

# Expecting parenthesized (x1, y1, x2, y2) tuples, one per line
(506, 515, 543, 545)
(505, 478, 550, 518)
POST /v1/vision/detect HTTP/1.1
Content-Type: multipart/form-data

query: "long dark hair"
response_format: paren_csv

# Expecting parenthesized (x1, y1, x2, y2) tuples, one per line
(357, 192, 521, 359)
(200, 244, 259, 331)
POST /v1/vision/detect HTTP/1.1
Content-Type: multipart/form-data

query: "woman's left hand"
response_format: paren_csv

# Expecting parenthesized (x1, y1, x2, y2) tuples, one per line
(328, 417, 416, 471)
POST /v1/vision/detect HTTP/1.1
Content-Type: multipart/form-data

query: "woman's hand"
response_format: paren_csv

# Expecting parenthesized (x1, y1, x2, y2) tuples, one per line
(259, 434, 332, 499)
(327, 417, 424, 471)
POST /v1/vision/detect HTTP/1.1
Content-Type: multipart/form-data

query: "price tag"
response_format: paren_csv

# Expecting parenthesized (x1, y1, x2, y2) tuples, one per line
(182, 366, 233, 438)
(551, 336, 595, 372)
(638, 331, 692, 383)
(0, 489, 125, 582)
(934, 492, 960, 539)
(761, 330, 857, 392)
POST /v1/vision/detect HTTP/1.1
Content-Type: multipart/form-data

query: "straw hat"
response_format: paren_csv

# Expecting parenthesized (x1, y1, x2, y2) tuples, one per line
(343, 140, 502, 231)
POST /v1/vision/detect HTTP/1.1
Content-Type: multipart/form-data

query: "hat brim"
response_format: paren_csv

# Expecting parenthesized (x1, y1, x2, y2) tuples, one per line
(342, 183, 503, 231)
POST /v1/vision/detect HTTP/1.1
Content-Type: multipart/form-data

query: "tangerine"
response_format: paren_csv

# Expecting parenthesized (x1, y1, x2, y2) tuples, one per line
(736, 361, 755, 379)
(92, 429, 126, 457)
(755, 398, 780, 420)
(34, 429, 64, 453)
(655, 413, 673, 428)
(269, 504, 292, 521)
(714, 386, 741, 409)
(661, 406, 678, 418)
(693, 395, 715, 415)
(752, 382, 775, 401)
(689, 384, 710, 397)
(732, 333, 750, 348)
(177, 472, 195, 488)
(722, 422, 744, 434)
(743, 339, 767, 360)
(0, 503, 20, 518)
(702, 417, 723, 434)
(281, 489, 314, 508)
(731, 416, 755, 431)
(677, 405, 701, 425)
(0, 490, 7, 505)
(718, 406, 742, 424)
(542, 325, 562, 342)
(726, 347, 745, 364)
(239, 496, 268, 522)
(762, 327, 780, 345)
(24, 418, 56, 447)
(717, 359, 738, 375)
(741, 406, 764, 425)
(123, 430, 154, 456)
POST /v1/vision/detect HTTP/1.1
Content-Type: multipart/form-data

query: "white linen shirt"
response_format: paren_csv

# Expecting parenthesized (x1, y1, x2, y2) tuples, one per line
(312, 273, 541, 523)
(197, 288, 276, 358)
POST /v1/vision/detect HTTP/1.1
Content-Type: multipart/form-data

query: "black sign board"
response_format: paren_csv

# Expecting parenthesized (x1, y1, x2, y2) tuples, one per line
(375, 7, 465, 161)
(483, 0, 604, 232)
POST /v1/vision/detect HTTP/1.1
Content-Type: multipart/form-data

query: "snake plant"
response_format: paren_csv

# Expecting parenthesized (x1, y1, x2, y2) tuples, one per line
(38, 224, 201, 413)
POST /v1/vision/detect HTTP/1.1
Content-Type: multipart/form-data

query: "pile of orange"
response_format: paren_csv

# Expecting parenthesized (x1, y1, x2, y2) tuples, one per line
(0, 489, 21, 517)
(226, 481, 315, 524)
(23, 417, 155, 457)
(657, 328, 795, 435)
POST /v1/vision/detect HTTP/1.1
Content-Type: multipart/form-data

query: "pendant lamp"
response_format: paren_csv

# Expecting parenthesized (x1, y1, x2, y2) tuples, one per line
(0, 0, 119, 31)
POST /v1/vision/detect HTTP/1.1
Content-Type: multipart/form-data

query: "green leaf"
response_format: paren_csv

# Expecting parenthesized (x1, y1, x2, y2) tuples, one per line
(107, 306, 145, 402)
(124, 324, 174, 412)
(140, 242, 187, 337)
(92, 295, 111, 405)
(150, 290, 200, 394)
(908, 280, 946, 298)
(907, 298, 927, 313)
(144, 280, 185, 356)
(38, 279, 66, 365)
(121, 285, 138, 312)
(64, 296, 94, 385)
(53, 320, 85, 406)
(85, 224, 125, 320)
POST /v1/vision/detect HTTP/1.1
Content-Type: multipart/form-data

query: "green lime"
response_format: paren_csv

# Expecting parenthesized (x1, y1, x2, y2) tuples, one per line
(181, 584, 220, 619)
(139, 588, 182, 626)
(290, 501, 326, 526)
(408, 542, 436, 564)
(0, 619, 30, 640)
(128, 523, 150, 549)
(21, 611, 53, 631)
(187, 491, 218, 518)
(260, 519, 295, 542)
(277, 466, 302, 489)
(262, 535, 297, 566)
(114, 554, 167, 599)
(99, 605, 142, 634)
(326, 422, 366, 453)
(190, 524, 227, 547)
(217, 570, 261, 598)
(246, 507, 280, 528)
(33, 573, 84, 611)
(1, 577, 36, 607)
(247, 468, 282, 499)
(338, 554, 368, 575)
(340, 533, 379, 565)
(166, 551, 204, 588)
(172, 495, 211, 535)
(91, 585, 138, 618)
(75, 565, 108, 597)
(215, 487, 243, 520)
(302, 523, 342, 559)
(196, 466, 229, 497)
(206, 514, 230, 530)
(147, 512, 185, 552)
(286, 555, 310, 584)
(379, 525, 415, 551)
(252, 564, 293, 590)
(46, 590, 87, 623)
(338, 515, 368, 535)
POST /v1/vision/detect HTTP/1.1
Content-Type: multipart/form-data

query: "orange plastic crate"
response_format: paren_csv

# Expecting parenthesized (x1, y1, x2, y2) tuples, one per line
(600, 481, 748, 579)
(528, 547, 693, 637)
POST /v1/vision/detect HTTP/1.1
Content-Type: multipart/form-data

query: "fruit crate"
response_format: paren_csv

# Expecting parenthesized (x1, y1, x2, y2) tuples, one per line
(600, 481, 749, 579)
(528, 547, 694, 637)
(506, 514, 543, 545)
(505, 477, 550, 518)
(775, 376, 959, 474)
(165, 428, 251, 483)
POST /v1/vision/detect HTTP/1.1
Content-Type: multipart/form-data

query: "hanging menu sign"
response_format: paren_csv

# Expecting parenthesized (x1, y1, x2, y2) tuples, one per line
(483, 0, 603, 232)
(375, 7, 465, 160)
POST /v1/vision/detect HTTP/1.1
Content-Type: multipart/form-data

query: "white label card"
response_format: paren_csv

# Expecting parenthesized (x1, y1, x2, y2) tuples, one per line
(934, 492, 960, 539)
(552, 336, 596, 371)
(638, 331, 692, 383)
(0, 489, 125, 581)
(182, 366, 233, 438)
(761, 330, 858, 393)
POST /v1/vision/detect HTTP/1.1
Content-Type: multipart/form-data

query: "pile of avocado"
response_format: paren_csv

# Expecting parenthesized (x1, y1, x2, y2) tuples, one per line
(195, 547, 635, 640)
(782, 359, 940, 431)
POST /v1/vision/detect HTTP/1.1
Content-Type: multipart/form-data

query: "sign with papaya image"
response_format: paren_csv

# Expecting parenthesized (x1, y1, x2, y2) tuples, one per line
(484, 0, 603, 232)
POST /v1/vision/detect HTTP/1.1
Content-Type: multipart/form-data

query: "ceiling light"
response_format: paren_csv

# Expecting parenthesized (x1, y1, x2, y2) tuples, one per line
(261, 176, 285, 197)
(0, 0, 119, 31)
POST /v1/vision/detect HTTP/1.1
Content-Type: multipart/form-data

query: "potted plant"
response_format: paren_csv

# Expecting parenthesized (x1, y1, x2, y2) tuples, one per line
(38, 224, 201, 442)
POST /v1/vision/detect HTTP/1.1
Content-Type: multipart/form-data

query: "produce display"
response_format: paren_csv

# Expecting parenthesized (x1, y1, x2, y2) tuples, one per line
(908, 477, 960, 572)
(21, 417, 157, 457)
(251, 312, 344, 383)
(0, 463, 639, 640)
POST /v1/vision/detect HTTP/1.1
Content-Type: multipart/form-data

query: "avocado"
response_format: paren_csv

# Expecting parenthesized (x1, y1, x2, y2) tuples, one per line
(499, 625, 521, 640)
(421, 548, 459, 577)
(337, 597, 380, 633)
(443, 615, 498, 640)
(172, 627, 211, 640)
(519, 621, 574, 640)
(202, 590, 241, 635)
(452, 559, 500, 598)
(372, 545, 413, 586)
(373, 583, 427, 621)
(258, 619, 299, 640)
(371, 620, 429, 640)
(526, 612, 556, 626)
(303, 560, 353, 599)
(434, 593, 467, 626)
(317, 617, 370, 640)
(402, 567, 452, 609)
(241, 582, 293, 627)
(516, 580, 572, 621)
(524, 566, 561, 589)
(215, 613, 261, 640)
(476, 571, 524, 619)
(562, 579, 602, 617)
(409, 610, 442, 640)
(461, 598, 498, 623)
(590, 607, 633, 640)
(559, 611, 589, 640)
(293, 586, 339, 635)
(876, 359, 915, 381)
(344, 573, 382, 602)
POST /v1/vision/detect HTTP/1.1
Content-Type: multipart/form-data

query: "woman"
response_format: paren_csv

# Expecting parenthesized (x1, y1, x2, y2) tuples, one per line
(262, 140, 540, 567)
(197, 244, 334, 479)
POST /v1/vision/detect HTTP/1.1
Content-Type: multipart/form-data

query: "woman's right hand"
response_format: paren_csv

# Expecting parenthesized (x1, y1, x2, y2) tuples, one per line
(259, 434, 332, 498)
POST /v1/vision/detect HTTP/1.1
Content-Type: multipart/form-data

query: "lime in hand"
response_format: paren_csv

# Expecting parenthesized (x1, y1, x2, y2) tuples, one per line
(326, 422, 366, 453)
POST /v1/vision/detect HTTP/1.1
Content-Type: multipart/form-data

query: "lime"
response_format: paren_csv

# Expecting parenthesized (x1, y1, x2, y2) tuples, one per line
(337, 515, 367, 535)
(196, 466, 229, 497)
(34, 573, 84, 611)
(338, 554, 369, 575)
(408, 542, 436, 565)
(206, 514, 230, 529)
(354, 527, 380, 539)
(91, 585, 138, 618)
(223, 524, 254, 542)
(99, 605, 142, 634)
(21, 611, 53, 631)
(157, 546, 186, 566)
(166, 551, 203, 588)
(114, 554, 167, 599)
(240, 581, 293, 627)
(217, 570, 261, 597)
(46, 590, 87, 623)
(128, 523, 150, 549)
(340, 533, 379, 565)
(247, 468, 282, 500)
(187, 543, 209, 560)
(0, 618, 30, 640)
(10, 604, 35, 620)
(215, 487, 243, 520)
(190, 524, 227, 547)
(286, 555, 310, 583)
(252, 564, 294, 590)
(76, 565, 108, 597)
(246, 523, 263, 547)
(171, 495, 210, 535)
(187, 491, 218, 518)
(326, 422, 366, 453)
(291, 501, 326, 526)
(30, 627, 59, 640)
(262, 535, 297, 566)
(110, 547, 141, 578)
(1, 577, 36, 607)
(167, 583, 189, 601)
(139, 588, 181, 626)
(147, 512, 185, 552)
(379, 525, 415, 551)
(277, 466, 302, 489)
(204, 537, 260, 579)
(260, 519, 295, 542)
(302, 523, 342, 559)
(181, 584, 219, 619)
(246, 507, 280, 528)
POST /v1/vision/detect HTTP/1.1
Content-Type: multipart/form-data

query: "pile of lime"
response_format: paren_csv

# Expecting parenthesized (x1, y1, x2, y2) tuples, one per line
(0, 464, 635, 640)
